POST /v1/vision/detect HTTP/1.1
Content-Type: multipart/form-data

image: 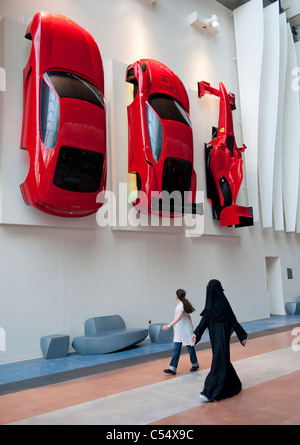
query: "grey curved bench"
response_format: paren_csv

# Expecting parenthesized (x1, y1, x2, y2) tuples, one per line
(285, 296, 300, 315)
(149, 323, 173, 344)
(72, 315, 148, 355)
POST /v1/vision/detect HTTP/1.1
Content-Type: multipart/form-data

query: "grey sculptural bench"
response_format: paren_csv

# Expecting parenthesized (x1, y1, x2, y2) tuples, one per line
(285, 296, 300, 315)
(72, 315, 148, 355)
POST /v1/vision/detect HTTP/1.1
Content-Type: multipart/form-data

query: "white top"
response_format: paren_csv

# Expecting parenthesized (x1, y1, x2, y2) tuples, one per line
(173, 302, 194, 346)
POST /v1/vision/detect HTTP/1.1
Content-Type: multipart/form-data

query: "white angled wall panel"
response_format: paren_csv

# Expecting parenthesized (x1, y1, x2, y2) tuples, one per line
(273, 12, 287, 232)
(233, 0, 264, 223)
(294, 40, 300, 233)
(258, 2, 280, 228)
(282, 24, 300, 233)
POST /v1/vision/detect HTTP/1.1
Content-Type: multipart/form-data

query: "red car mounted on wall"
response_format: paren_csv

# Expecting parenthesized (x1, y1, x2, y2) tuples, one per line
(198, 81, 253, 227)
(20, 12, 106, 217)
(126, 59, 201, 217)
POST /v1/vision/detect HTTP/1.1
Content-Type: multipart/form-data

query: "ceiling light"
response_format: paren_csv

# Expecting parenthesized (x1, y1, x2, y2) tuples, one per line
(210, 14, 220, 28)
(189, 11, 220, 36)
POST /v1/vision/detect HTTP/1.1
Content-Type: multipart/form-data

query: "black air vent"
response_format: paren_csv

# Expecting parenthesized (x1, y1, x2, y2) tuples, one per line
(53, 146, 103, 193)
(126, 68, 135, 81)
(162, 157, 192, 195)
(161, 75, 169, 83)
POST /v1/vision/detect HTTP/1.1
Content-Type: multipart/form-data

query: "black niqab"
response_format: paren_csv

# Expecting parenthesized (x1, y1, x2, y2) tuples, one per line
(201, 279, 235, 322)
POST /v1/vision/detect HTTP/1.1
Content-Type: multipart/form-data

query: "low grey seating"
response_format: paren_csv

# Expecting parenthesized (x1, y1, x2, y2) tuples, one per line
(149, 323, 174, 344)
(40, 334, 70, 359)
(72, 315, 148, 355)
(285, 296, 300, 315)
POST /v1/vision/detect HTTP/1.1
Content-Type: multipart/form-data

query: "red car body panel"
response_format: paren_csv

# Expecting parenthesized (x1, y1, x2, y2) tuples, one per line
(198, 81, 253, 227)
(126, 59, 197, 217)
(20, 12, 106, 217)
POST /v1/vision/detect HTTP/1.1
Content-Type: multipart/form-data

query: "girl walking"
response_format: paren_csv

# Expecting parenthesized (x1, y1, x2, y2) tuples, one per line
(162, 289, 199, 375)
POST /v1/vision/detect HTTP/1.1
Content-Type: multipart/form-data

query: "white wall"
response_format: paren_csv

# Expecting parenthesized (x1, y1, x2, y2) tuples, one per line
(0, 0, 300, 363)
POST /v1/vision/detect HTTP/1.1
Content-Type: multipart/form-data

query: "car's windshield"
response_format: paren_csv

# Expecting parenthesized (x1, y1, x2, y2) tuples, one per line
(145, 93, 191, 163)
(44, 71, 105, 109)
(148, 94, 191, 127)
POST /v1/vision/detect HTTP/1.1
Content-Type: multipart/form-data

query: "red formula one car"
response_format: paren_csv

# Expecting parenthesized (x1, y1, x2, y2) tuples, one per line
(198, 81, 253, 227)
(126, 59, 200, 217)
(20, 12, 106, 217)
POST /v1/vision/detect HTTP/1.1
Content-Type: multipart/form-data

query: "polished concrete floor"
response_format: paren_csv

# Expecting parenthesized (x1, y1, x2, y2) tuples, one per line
(0, 315, 300, 426)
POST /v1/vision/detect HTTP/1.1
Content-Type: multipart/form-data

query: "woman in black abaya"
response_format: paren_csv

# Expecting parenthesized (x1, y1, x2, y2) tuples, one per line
(192, 279, 247, 402)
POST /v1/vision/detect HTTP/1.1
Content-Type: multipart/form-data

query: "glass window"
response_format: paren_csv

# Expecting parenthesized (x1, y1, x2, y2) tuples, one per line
(148, 94, 191, 127)
(44, 71, 105, 109)
(53, 146, 104, 193)
(146, 104, 164, 163)
(40, 78, 60, 150)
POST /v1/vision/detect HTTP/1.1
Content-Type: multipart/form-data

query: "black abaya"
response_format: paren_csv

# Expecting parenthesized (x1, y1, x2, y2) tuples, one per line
(194, 280, 247, 401)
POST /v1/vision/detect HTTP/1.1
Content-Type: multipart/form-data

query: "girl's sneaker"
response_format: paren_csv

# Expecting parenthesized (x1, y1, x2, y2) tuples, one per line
(163, 368, 176, 375)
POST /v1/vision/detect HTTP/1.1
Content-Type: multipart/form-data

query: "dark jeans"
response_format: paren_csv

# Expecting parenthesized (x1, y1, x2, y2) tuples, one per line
(169, 342, 199, 372)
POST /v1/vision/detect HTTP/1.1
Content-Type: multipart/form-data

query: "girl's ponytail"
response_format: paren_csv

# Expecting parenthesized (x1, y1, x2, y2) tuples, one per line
(176, 289, 195, 314)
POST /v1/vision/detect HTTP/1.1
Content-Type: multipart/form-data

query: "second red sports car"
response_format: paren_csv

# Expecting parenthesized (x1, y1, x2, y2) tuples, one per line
(126, 59, 200, 217)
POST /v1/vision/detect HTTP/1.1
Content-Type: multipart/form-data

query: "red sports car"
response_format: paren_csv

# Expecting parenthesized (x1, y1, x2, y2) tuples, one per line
(198, 81, 253, 227)
(126, 59, 199, 217)
(20, 12, 106, 217)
